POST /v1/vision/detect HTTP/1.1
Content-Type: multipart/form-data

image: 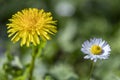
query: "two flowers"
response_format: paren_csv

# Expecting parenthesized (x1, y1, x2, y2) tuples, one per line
(6, 8, 111, 62)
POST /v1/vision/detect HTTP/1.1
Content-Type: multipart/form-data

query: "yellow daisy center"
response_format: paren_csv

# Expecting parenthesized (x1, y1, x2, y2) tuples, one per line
(91, 45, 102, 55)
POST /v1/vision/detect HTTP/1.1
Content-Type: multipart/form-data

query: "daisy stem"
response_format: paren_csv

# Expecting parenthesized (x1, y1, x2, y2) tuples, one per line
(88, 61, 95, 80)
(28, 46, 39, 80)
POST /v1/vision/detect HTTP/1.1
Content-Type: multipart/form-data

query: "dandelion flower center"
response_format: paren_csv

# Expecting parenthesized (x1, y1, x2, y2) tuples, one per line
(91, 45, 102, 55)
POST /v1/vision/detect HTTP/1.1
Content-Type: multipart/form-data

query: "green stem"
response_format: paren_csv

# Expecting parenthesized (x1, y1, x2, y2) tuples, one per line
(28, 41, 46, 80)
(88, 61, 95, 80)
(28, 46, 38, 80)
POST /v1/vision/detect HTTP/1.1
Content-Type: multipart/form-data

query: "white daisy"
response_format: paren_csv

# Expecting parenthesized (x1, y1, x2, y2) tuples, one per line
(81, 38, 111, 62)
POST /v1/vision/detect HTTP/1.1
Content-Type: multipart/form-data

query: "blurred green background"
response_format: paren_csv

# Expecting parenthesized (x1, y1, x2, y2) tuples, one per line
(0, 0, 120, 80)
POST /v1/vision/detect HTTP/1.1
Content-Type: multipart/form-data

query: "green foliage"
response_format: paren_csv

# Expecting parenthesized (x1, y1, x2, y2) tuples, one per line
(1, 0, 120, 80)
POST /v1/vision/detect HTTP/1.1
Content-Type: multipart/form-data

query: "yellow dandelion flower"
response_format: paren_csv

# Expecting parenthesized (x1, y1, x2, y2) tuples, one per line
(7, 8, 57, 47)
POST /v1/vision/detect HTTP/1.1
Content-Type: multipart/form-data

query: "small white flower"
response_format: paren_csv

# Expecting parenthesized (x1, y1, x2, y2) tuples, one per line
(81, 38, 111, 62)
